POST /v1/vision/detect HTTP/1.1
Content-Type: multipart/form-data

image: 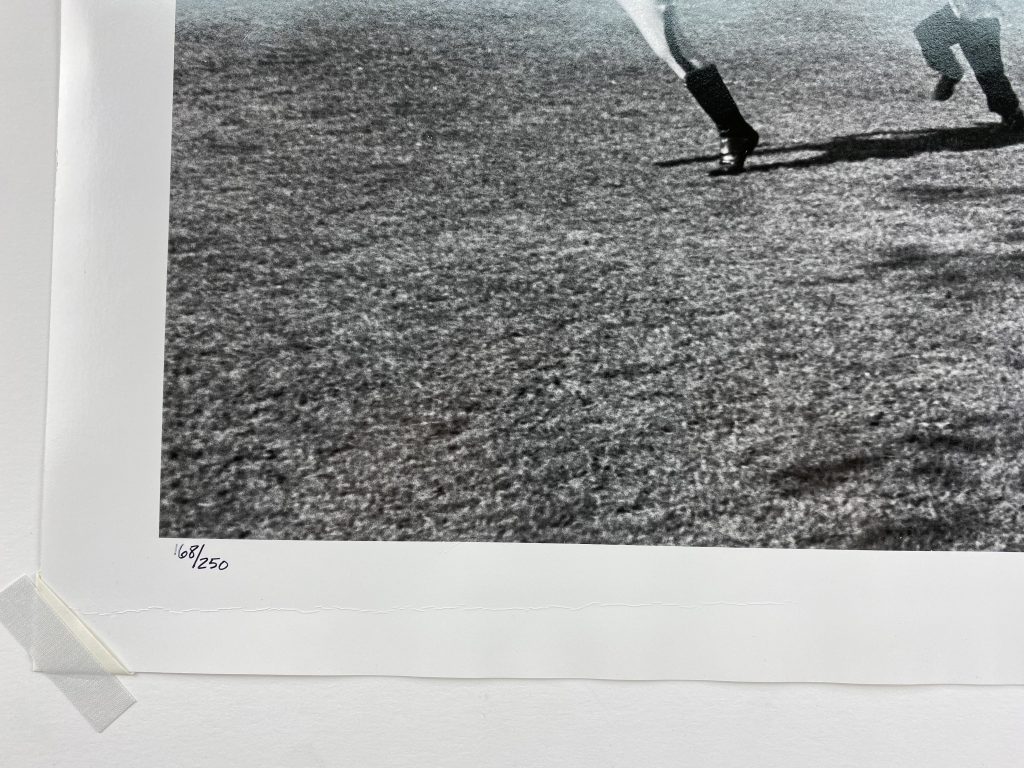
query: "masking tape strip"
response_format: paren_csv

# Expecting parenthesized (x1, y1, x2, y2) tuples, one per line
(34, 575, 131, 675)
(0, 575, 135, 732)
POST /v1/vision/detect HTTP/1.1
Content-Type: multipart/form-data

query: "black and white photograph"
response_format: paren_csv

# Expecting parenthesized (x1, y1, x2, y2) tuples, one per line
(160, 0, 1024, 549)
(19, 2, 1024, 758)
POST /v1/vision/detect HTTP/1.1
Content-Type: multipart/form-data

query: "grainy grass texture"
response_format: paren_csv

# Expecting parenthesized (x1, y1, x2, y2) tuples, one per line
(162, 0, 1024, 548)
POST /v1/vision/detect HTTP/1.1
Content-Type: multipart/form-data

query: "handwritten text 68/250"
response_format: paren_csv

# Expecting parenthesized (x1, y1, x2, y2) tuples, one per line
(174, 543, 229, 571)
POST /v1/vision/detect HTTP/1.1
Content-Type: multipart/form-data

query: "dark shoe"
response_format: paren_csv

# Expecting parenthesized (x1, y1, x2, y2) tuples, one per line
(974, 70, 1021, 119)
(1001, 107, 1024, 133)
(932, 74, 960, 101)
(709, 128, 759, 176)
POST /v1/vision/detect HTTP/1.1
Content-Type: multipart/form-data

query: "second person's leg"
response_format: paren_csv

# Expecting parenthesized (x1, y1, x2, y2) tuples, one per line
(959, 15, 1024, 129)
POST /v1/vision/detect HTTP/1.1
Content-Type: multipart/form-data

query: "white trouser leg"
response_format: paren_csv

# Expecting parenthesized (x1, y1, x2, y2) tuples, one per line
(614, 0, 690, 79)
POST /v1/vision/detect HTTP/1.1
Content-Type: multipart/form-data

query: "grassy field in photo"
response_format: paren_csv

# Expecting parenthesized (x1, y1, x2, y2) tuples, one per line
(162, 0, 1024, 548)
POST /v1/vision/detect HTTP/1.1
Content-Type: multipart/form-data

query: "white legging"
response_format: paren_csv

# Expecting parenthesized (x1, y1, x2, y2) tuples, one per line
(615, 0, 709, 80)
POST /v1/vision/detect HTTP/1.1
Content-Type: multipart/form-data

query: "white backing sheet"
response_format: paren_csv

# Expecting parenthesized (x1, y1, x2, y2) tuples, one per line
(39, 0, 1024, 680)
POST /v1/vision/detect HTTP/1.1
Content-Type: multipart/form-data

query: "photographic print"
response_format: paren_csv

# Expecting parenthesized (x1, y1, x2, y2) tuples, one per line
(161, 0, 1024, 549)
(40, 0, 1024, 682)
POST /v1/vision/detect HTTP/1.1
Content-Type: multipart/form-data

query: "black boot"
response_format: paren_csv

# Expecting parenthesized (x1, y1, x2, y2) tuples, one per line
(684, 64, 759, 176)
(959, 16, 1024, 128)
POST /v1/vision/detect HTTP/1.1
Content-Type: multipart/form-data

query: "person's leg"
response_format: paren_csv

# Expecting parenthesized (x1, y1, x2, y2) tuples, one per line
(614, 0, 688, 78)
(661, 3, 705, 73)
(662, 2, 759, 175)
(914, 4, 966, 100)
(959, 15, 1024, 129)
(614, 0, 758, 174)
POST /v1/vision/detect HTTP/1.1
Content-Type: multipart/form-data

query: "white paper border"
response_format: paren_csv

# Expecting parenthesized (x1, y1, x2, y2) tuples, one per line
(39, 0, 1024, 681)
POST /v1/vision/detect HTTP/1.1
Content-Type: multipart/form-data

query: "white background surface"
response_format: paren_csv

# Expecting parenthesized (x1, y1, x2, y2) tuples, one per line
(41, 0, 1024, 685)
(5, 0, 1024, 765)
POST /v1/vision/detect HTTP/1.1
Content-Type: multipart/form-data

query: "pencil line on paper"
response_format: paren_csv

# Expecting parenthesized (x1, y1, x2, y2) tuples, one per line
(79, 601, 793, 617)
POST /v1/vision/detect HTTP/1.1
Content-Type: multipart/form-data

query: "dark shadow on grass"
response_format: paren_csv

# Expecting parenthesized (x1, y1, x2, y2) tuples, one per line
(868, 243, 939, 272)
(656, 125, 1023, 172)
(868, 244, 1024, 288)
(804, 243, 1024, 293)
(772, 412, 1004, 498)
(896, 184, 1024, 203)
(773, 412, 1020, 549)
(772, 451, 890, 497)
(848, 512, 986, 550)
